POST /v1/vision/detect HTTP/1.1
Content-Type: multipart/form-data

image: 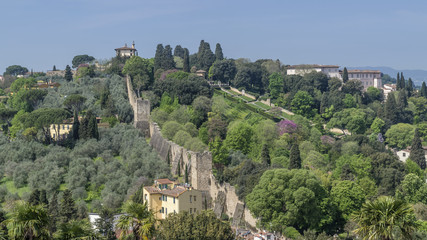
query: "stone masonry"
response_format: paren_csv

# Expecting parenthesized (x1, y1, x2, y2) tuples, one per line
(126, 75, 257, 228)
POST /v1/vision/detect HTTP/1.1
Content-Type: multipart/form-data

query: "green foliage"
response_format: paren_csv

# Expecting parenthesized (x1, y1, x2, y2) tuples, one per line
(396, 173, 427, 204)
(342, 67, 349, 83)
(117, 201, 155, 240)
(353, 196, 418, 240)
(370, 117, 385, 134)
(405, 159, 424, 179)
(64, 65, 73, 81)
(157, 210, 234, 240)
(196, 40, 216, 71)
(4, 65, 28, 76)
(209, 59, 237, 83)
(122, 56, 154, 95)
(209, 137, 229, 166)
(63, 94, 86, 113)
(246, 169, 331, 233)
(79, 110, 99, 140)
(291, 90, 316, 118)
(215, 43, 224, 61)
(411, 128, 426, 169)
(269, 72, 284, 99)
(162, 121, 184, 140)
(327, 108, 375, 134)
(385, 123, 415, 149)
(10, 77, 36, 93)
(334, 154, 371, 180)
(289, 143, 301, 169)
(224, 121, 253, 154)
(72, 54, 95, 68)
(330, 180, 365, 219)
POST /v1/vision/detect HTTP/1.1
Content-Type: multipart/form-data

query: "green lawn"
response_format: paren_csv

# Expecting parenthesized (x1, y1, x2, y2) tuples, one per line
(240, 95, 255, 102)
(254, 101, 272, 110)
(1, 177, 30, 197)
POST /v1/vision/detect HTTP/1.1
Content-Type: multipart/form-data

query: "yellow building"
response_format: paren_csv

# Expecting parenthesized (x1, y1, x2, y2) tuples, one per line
(50, 123, 73, 141)
(143, 179, 203, 220)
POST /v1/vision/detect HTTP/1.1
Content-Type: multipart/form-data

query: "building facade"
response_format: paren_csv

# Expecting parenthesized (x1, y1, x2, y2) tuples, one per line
(347, 70, 382, 90)
(115, 42, 137, 57)
(143, 179, 203, 220)
(286, 64, 341, 78)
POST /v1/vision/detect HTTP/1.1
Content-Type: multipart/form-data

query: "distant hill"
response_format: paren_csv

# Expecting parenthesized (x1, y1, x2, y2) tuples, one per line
(347, 66, 427, 86)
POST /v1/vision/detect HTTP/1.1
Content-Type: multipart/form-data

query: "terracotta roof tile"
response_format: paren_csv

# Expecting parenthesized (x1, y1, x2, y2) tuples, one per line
(155, 179, 175, 184)
(161, 186, 187, 197)
(144, 186, 161, 194)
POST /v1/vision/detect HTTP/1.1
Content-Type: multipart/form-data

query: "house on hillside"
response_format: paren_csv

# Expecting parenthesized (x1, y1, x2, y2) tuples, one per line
(115, 42, 138, 57)
(346, 69, 382, 90)
(196, 70, 207, 78)
(49, 116, 103, 141)
(382, 84, 396, 100)
(286, 64, 341, 79)
(395, 146, 427, 163)
(143, 178, 202, 220)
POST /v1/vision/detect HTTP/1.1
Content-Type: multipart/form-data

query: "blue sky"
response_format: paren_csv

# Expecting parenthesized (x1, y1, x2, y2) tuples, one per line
(1, 0, 427, 73)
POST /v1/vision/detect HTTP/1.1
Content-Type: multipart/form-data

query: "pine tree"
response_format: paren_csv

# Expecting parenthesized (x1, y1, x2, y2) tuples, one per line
(400, 72, 405, 89)
(342, 67, 349, 83)
(29, 189, 41, 206)
(185, 164, 189, 184)
(60, 189, 77, 223)
(215, 43, 224, 61)
(177, 160, 181, 176)
(289, 144, 301, 169)
(183, 48, 190, 73)
(197, 40, 215, 71)
(173, 45, 185, 58)
(422, 82, 427, 98)
(53, 65, 57, 71)
(260, 144, 271, 166)
(154, 44, 165, 72)
(411, 128, 426, 170)
(65, 65, 73, 82)
(385, 93, 398, 124)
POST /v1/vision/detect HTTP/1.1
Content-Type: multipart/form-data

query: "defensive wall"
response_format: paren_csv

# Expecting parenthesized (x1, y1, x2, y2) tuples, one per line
(126, 76, 257, 228)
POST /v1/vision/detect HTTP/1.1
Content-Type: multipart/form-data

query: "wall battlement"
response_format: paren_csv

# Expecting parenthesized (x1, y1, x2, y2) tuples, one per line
(126, 76, 257, 228)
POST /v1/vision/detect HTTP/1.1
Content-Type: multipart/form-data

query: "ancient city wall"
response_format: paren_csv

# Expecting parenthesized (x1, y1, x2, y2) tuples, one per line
(126, 75, 257, 229)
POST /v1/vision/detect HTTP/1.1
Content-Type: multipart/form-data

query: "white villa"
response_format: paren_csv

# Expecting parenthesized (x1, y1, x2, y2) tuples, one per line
(287, 64, 383, 90)
(115, 42, 138, 57)
(286, 64, 341, 79)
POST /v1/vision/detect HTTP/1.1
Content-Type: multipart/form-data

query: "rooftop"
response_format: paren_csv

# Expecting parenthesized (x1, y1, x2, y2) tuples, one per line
(155, 178, 175, 185)
(115, 43, 136, 51)
(288, 64, 339, 69)
(161, 186, 188, 197)
(144, 186, 162, 194)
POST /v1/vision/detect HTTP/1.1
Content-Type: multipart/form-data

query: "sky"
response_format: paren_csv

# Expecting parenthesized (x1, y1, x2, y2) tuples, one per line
(1, 0, 427, 74)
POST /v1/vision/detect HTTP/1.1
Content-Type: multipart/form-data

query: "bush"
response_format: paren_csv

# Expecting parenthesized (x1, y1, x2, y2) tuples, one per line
(162, 121, 184, 140)
(173, 130, 191, 146)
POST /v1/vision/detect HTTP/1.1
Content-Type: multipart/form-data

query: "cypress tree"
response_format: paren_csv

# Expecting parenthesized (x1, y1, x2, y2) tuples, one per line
(289, 144, 301, 169)
(183, 48, 190, 73)
(173, 45, 185, 58)
(385, 92, 398, 124)
(260, 144, 271, 166)
(422, 82, 427, 98)
(163, 45, 176, 70)
(411, 128, 426, 170)
(177, 160, 181, 176)
(342, 67, 349, 83)
(215, 43, 224, 61)
(185, 164, 189, 184)
(29, 189, 41, 206)
(400, 72, 405, 89)
(60, 189, 77, 223)
(40, 189, 48, 206)
(71, 110, 80, 140)
(49, 192, 59, 232)
(87, 112, 99, 140)
(407, 78, 414, 97)
(96, 208, 116, 240)
(397, 90, 407, 109)
(154, 44, 164, 72)
(132, 184, 144, 204)
(64, 65, 73, 82)
(197, 40, 215, 71)
(53, 65, 57, 71)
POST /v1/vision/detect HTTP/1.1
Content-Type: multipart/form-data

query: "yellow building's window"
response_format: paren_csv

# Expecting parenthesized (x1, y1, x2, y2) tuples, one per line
(190, 208, 192, 214)
(194, 196, 196, 201)
(190, 195, 192, 203)
(173, 197, 175, 204)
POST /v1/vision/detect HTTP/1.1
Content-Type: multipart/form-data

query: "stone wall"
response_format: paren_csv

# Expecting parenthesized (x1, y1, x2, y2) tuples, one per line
(230, 86, 256, 100)
(126, 76, 257, 229)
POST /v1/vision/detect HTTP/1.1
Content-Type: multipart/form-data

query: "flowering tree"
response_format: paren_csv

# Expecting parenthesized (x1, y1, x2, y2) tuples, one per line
(277, 120, 298, 136)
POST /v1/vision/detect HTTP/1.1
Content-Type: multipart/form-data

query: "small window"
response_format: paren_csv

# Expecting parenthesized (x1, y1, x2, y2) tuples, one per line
(165, 196, 167, 201)
(190, 208, 192, 213)
(145, 194, 147, 201)
(173, 197, 175, 204)
(62, 125, 65, 130)
(166, 208, 167, 215)
(194, 196, 196, 202)
(162, 207, 164, 213)
(403, 153, 406, 157)
(190, 195, 192, 203)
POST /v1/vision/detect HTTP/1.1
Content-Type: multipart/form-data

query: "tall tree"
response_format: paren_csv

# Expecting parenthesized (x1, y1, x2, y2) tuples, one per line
(71, 110, 80, 140)
(422, 82, 427, 98)
(289, 144, 301, 169)
(4, 65, 28, 76)
(49, 192, 59, 232)
(154, 44, 164, 72)
(60, 189, 78, 223)
(406, 78, 414, 96)
(64, 65, 73, 82)
(215, 43, 224, 61)
(260, 143, 271, 166)
(400, 72, 406, 89)
(29, 189, 41, 206)
(95, 208, 116, 240)
(353, 196, 417, 240)
(397, 90, 408, 110)
(183, 48, 190, 73)
(342, 67, 349, 83)
(4, 201, 51, 239)
(163, 45, 176, 70)
(53, 65, 57, 71)
(173, 45, 185, 58)
(122, 56, 154, 96)
(411, 128, 426, 170)
(79, 111, 99, 140)
(396, 73, 401, 90)
(72, 54, 95, 68)
(196, 40, 215, 71)
(384, 93, 398, 124)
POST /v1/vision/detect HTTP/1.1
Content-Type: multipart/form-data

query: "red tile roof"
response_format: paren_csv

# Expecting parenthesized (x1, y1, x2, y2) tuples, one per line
(161, 186, 187, 197)
(144, 186, 162, 194)
(155, 178, 175, 184)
